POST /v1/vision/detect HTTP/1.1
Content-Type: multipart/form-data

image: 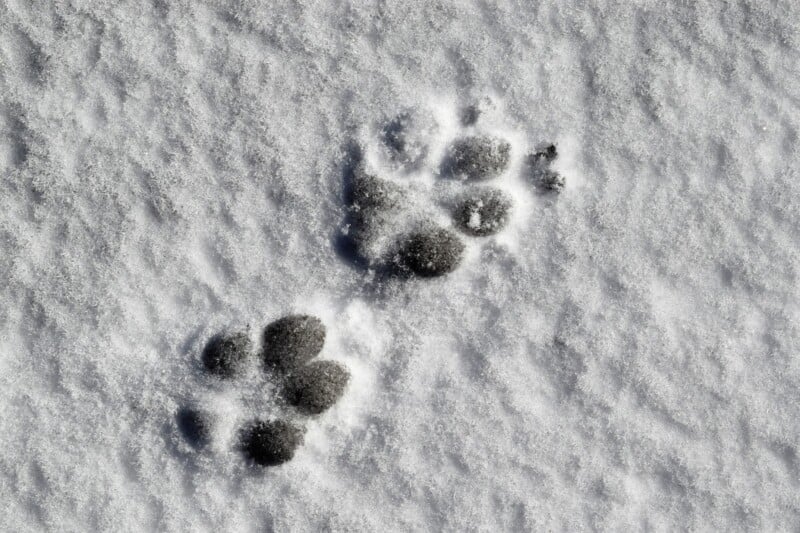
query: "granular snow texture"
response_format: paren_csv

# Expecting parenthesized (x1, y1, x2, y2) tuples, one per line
(1, 1, 800, 531)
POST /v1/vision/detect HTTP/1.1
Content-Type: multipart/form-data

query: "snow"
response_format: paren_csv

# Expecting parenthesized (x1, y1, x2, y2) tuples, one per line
(2, 0, 800, 531)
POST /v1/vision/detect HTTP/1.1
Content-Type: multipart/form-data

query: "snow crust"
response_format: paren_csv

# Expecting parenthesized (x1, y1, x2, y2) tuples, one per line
(1, 0, 800, 531)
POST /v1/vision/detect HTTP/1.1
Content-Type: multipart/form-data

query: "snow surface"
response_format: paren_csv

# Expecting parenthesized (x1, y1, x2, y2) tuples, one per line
(2, 0, 800, 531)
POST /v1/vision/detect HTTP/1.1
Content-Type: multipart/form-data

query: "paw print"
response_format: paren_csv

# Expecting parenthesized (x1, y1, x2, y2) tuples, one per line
(175, 315, 350, 467)
(339, 100, 559, 279)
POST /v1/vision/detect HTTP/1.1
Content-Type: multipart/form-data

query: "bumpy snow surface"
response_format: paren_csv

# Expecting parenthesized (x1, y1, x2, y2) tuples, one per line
(2, 1, 800, 531)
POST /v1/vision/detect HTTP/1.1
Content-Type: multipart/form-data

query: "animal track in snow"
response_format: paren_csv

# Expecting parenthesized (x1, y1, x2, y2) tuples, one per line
(176, 315, 350, 467)
(338, 98, 566, 279)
